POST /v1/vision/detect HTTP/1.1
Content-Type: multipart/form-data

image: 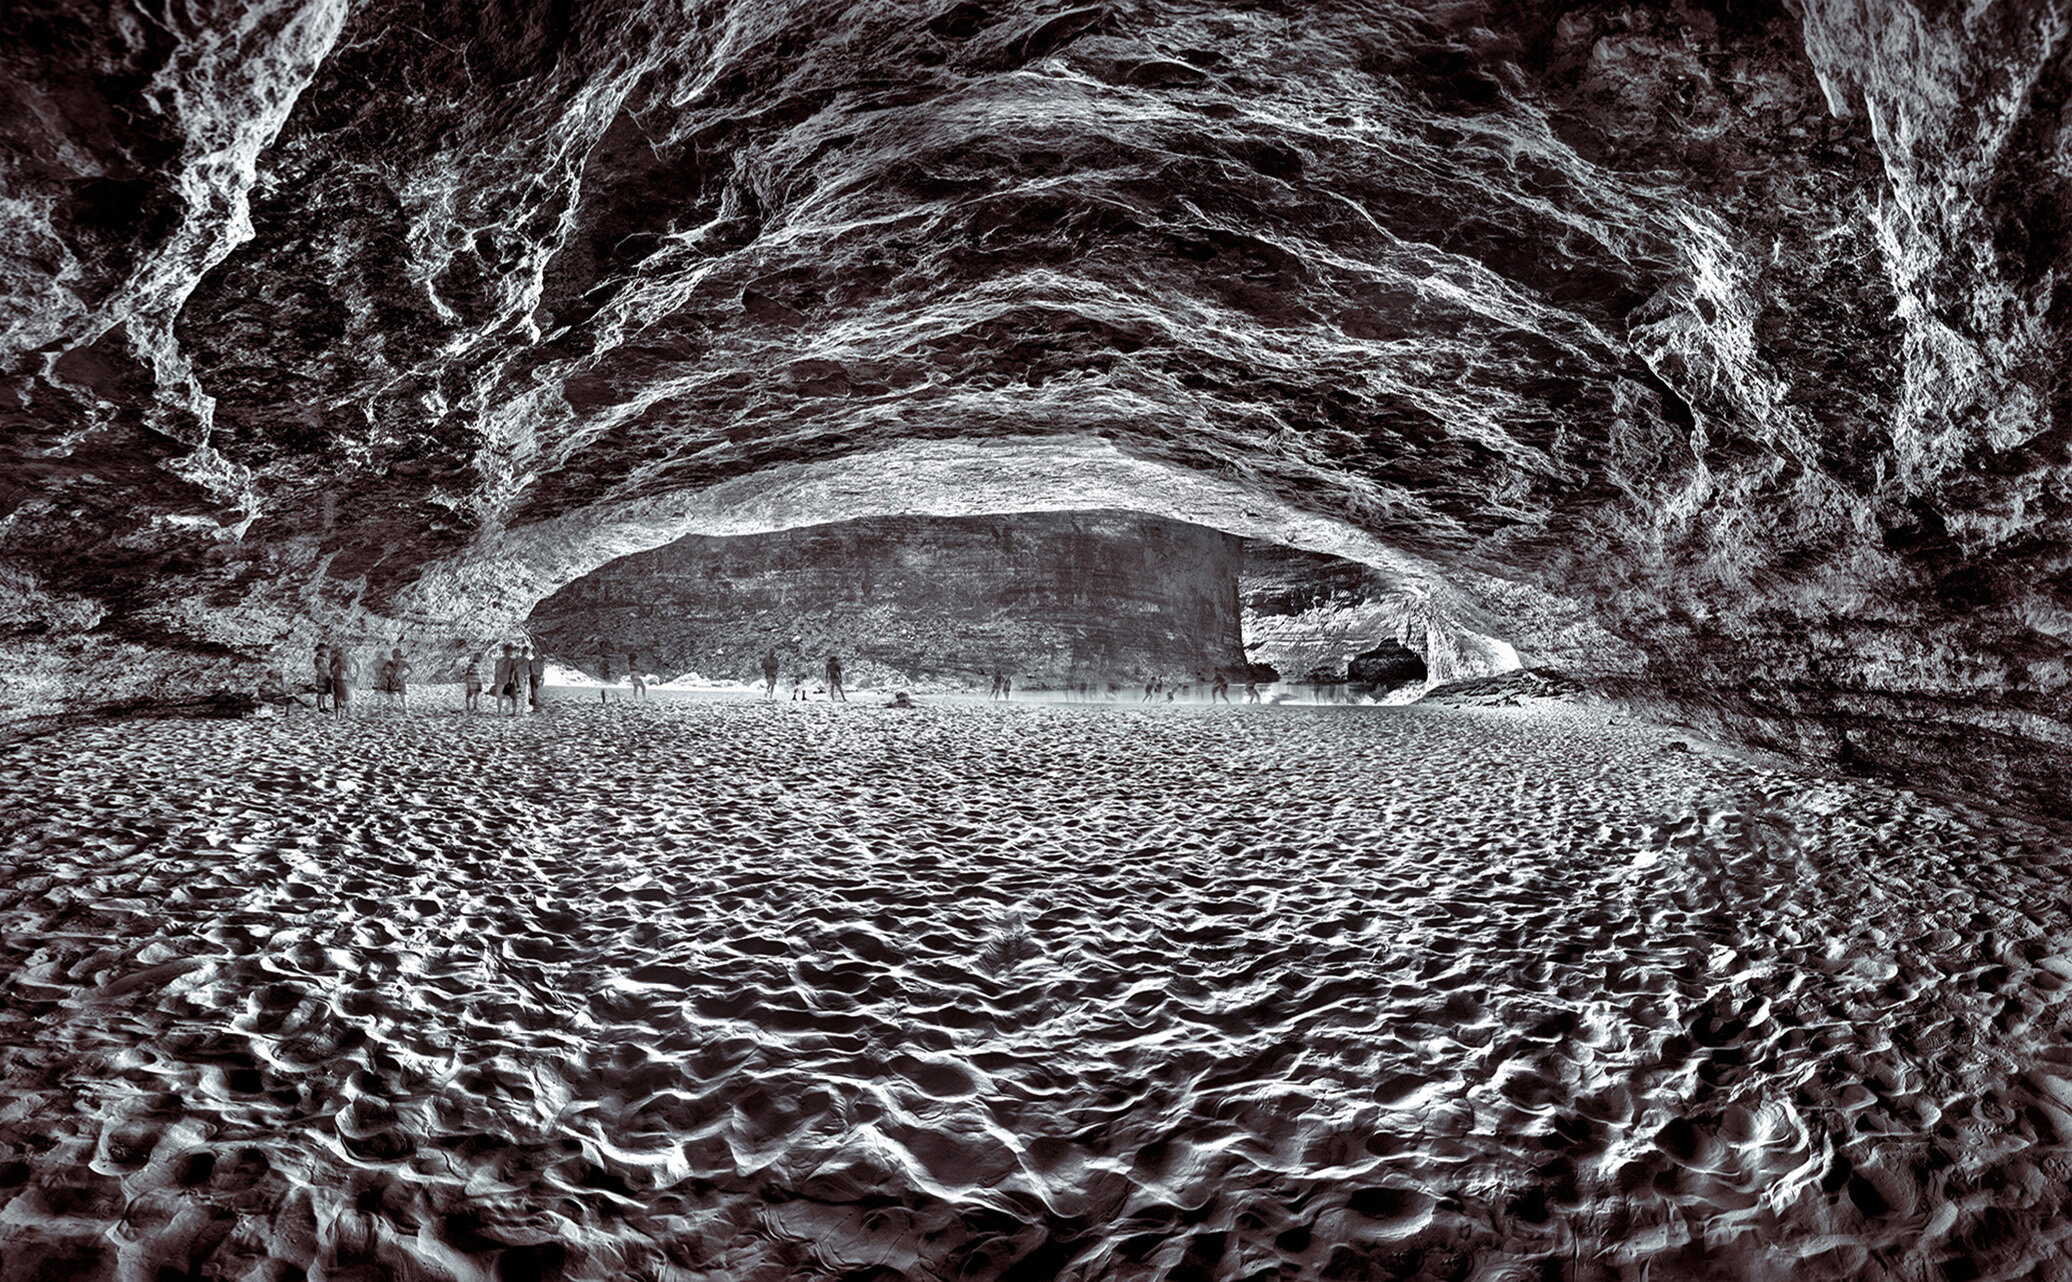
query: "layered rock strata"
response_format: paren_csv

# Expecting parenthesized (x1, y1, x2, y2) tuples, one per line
(526, 511, 1248, 690)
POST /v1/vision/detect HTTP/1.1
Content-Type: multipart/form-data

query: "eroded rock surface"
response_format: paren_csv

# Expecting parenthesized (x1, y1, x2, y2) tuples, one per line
(1240, 541, 1548, 687)
(526, 511, 1248, 690)
(3, 0, 2071, 806)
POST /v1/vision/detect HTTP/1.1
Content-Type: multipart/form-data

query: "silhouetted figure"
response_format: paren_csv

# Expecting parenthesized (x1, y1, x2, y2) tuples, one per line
(312, 644, 332, 714)
(1244, 679, 1261, 703)
(494, 644, 521, 715)
(1142, 680, 1155, 703)
(377, 647, 413, 712)
(527, 646, 546, 711)
(600, 649, 613, 704)
(628, 652, 646, 699)
(1000, 674, 1011, 701)
(328, 645, 353, 717)
(990, 671, 1003, 700)
(791, 673, 805, 701)
(1212, 673, 1230, 703)
(464, 651, 484, 714)
(826, 654, 846, 702)
(763, 648, 781, 698)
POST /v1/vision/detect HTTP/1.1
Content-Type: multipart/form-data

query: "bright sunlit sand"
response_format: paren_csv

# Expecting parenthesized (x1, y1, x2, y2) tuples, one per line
(2, 701, 2068, 1280)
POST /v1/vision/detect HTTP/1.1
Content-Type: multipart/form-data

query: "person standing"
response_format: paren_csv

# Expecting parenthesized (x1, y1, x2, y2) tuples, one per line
(825, 653, 846, 702)
(526, 645, 546, 712)
(1244, 679, 1261, 704)
(493, 644, 519, 715)
(464, 650, 484, 714)
(1000, 674, 1011, 701)
(990, 670, 1003, 701)
(762, 648, 781, 698)
(1212, 672, 1230, 703)
(378, 647, 413, 712)
(312, 643, 332, 714)
(628, 652, 647, 699)
(328, 645, 353, 718)
(599, 648, 613, 704)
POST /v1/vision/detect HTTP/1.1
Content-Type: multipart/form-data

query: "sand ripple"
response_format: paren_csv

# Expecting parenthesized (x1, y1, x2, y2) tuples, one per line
(0, 701, 2068, 1279)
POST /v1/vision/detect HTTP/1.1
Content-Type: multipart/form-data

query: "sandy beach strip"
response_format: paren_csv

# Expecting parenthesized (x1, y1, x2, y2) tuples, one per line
(0, 699, 2067, 1280)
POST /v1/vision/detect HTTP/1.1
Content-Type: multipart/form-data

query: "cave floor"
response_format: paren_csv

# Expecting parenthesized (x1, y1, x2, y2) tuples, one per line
(0, 700, 2067, 1281)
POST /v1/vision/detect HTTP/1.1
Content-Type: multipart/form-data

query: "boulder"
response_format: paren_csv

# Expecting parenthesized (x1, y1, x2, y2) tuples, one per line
(1420, 669, 1586, 708)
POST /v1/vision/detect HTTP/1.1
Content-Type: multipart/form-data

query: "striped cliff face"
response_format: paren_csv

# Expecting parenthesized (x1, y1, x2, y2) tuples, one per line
(3, 0, 2072, 806)
(525, 511, 1250, 690)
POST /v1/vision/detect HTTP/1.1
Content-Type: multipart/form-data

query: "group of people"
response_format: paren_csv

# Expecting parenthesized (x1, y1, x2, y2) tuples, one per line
(258, 642, 419, 716)
(471, 643, 549, 715)
(1141, 673, 1257, 703)
(265, 640, 1264, 716)
(761, 648, 848, 702)
(264, 638, 647, 717)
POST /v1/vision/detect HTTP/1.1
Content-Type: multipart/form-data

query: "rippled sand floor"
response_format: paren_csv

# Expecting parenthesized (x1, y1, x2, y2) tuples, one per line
(3, 701, 2071, 1281)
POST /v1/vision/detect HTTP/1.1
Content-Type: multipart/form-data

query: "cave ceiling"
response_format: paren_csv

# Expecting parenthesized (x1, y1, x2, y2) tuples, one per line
(4, 0, 2072, 797)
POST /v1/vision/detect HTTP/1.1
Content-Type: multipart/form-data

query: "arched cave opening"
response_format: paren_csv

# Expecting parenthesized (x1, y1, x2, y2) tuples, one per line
(517, 509, 1511, 702)
(387, 438, 1586, 700)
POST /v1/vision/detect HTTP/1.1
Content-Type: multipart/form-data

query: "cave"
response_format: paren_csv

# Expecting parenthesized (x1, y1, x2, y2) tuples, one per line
(522, 515, 1508, 700)
(5, 0, 2072, 1276)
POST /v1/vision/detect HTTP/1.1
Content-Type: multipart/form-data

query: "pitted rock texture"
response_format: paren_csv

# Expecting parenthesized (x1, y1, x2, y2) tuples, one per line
(525, 511, 1248, 690)
(3, 0, 2072, 806)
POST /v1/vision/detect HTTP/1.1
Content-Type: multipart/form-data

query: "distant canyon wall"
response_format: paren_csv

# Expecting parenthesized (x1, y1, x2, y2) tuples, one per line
(526, 512, 1248, 690)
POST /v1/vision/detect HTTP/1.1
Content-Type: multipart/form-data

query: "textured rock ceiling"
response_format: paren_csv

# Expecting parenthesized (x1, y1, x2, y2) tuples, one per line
(4, 0, 2071, 803)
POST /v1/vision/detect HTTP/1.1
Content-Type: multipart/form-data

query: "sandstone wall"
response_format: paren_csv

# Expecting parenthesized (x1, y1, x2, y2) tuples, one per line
(526, 512, 1247, 691)
(8, 0, 2072, 811)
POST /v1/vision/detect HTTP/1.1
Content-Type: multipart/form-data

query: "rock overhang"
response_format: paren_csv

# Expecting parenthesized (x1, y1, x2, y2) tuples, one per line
(2, 0, 2071, 808)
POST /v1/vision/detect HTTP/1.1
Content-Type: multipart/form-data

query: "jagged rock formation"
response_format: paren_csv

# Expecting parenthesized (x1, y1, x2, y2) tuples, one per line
(4, 1, 2072, 807)
(1421, 667, 1590, 707)
(1239, 542, 1542, 687)
(526, 511, 1248, 689)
